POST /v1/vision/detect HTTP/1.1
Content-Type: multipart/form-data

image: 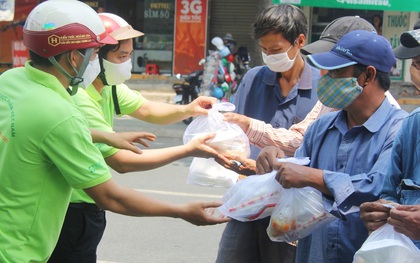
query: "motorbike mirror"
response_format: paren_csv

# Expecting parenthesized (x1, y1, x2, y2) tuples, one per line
(175, 73, 181, 79)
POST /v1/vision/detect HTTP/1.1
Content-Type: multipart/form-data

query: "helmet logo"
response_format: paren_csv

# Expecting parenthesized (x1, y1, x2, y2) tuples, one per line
(48, 35, 60, 47)
(47, 34, 93, 47)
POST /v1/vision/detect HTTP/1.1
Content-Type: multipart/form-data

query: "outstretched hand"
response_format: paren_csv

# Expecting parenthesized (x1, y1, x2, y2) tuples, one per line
(187, 96, 218, 116)
(106, 132, 157, 154)
(178, 201, 230, 226)
(222, 112, 251, 133)
(255, 146, 286, 174)
(214, 154, 256, 176)
(186, 133, 221, 158)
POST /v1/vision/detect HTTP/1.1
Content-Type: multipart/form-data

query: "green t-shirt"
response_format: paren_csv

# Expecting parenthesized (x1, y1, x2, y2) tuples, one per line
(0, 62, 112, 262)
(71, 83, 145, 203)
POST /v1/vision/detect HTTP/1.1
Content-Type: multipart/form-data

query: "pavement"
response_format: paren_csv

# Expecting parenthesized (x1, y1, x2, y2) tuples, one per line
(127, 74, 420, 113)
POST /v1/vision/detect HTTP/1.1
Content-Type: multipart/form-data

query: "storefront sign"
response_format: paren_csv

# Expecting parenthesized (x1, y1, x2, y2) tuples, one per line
(12, 40, 28, 67)
(173, 0, 208, 75)
(383, 12, 409, 80)
(0, 0, 14, 21)
(273, 0, 420, 12)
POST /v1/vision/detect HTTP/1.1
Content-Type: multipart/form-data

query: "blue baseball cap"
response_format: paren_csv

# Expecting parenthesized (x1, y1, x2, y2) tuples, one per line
(307, 30, 396, 73)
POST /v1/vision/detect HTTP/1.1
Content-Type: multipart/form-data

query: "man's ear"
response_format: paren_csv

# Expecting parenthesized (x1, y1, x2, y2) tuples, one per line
(296, 34, 306, 48)
(365, 66, 376, 83)
(67, 50, 80, 68)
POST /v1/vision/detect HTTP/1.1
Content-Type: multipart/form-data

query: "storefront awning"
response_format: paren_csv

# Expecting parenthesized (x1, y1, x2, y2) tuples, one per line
(272, 0, 420, 12)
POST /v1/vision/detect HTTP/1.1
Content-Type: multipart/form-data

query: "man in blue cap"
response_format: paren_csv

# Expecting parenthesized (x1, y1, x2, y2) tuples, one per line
(256, 30, 408, 262)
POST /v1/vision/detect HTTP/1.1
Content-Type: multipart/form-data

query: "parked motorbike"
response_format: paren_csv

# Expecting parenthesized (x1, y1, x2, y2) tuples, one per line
(172, 69, 204, 124)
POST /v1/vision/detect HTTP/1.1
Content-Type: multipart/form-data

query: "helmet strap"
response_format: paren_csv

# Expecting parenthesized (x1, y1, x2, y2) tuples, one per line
(48, 48, 94, 96)
(98, 55, 109, 86)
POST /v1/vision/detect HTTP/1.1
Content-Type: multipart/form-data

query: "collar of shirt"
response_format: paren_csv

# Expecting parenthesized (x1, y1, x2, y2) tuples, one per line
(329, 98, 394, 133)
(25, 61, 73, 104)
(86, 84, 103, 102)
(261, 61, 314, 91)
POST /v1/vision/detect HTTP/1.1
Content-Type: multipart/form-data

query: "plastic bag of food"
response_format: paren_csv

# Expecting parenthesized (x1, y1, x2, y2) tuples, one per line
(353, 223, 420, 263)
(183, 102, 250, 159)
(187, 157, 239, 187)
(217, 170, 282, 221)
(267, 186, 334, 242)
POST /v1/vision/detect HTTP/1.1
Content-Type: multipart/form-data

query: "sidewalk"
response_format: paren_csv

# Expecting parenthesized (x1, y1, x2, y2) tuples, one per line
(125, 74, 176, 104)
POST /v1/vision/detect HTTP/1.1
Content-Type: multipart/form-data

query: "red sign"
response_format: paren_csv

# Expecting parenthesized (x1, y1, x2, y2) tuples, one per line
(12, 40, 28, 67)
(173, 0, 208, 75)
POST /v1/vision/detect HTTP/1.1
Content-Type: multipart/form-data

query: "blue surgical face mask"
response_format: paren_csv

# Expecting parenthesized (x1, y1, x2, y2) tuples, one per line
(219, 46, 231, 57)
(317, 74, 363, 109)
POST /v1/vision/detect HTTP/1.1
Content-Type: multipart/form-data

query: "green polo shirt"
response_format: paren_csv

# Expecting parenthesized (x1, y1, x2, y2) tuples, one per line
(71, 83, 145, 203)
(0, 62, 112, 262)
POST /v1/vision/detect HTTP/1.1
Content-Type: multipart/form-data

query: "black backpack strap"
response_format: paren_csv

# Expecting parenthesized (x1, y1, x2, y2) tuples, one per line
(112, 85, 121, 115)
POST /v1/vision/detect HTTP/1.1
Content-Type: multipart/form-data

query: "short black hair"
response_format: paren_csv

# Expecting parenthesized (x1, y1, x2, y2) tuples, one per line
(252, 4, 307, 44)
(353, 64, 390, 92)
(29, 49, 88, 67)
(29, 51, 69, 67)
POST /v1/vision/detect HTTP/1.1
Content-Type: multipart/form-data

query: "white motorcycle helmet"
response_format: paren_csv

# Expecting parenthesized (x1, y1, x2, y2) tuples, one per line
(211, 37, 225, 51)
(99, 13, 144, 41)
(23, 0, 117, 94)
(98, 13, 144, 86)
(23, 0, 116, 57)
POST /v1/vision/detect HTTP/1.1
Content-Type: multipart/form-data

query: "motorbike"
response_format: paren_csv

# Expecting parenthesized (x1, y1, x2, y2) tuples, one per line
(172, 41, 250, 125)
(172, 69, 204, 124)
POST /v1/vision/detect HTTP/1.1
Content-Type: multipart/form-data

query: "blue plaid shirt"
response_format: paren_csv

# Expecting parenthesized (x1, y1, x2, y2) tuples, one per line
(295, 99, 408, 263)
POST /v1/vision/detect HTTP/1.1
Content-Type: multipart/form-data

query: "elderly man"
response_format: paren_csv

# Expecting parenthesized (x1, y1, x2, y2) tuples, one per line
(256, 30, 408, 262)
(360, 29, 420, 248)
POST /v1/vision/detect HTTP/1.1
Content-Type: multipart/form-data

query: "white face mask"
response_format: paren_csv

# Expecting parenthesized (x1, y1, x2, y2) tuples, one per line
(103, 58, 133, 85)
(81, 54, 101, 88)
(262, 43, 298, 72)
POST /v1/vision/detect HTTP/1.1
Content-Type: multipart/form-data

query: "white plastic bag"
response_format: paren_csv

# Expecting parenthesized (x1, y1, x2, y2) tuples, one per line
(217, 157, 312, 221)
(183, 102, 250, 159)
(267, 186, 334, 242)
(217, 171, 282, 222)
(187, 157, 239, 187)
(353, 223, 420, 263)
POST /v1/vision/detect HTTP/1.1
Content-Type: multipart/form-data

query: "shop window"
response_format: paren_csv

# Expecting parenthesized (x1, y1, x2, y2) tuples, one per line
(310, 7, 383, 43)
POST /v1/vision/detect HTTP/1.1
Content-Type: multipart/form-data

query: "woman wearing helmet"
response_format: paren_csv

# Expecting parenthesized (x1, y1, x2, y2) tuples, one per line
(49, 12, 226, 263)
(0, 2, 229, 262)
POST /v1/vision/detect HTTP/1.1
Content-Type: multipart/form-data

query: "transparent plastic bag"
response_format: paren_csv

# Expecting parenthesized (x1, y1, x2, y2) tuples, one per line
(353, 223, 420, 263)
(217, 157, 312, 221)
(187, 157, 239, 188)
(217, 171, 282, 222)
(267, 186, 334, 242)
(183, 102, 250, 159)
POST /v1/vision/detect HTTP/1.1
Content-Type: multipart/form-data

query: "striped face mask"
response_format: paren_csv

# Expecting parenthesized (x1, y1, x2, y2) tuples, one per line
(317, 74, 363, 109)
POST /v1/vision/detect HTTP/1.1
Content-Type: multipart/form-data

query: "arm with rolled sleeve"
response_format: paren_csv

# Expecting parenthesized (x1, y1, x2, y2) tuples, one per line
(247, 101, 335, 156)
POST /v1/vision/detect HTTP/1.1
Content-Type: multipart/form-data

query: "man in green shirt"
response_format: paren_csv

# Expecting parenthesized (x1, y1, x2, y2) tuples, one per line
(0, 2, 229, 262)
(50, 12, 226, 262)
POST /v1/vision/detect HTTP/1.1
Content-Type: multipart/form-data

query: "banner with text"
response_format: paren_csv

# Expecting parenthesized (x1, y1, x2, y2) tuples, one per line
(12, 40, 28, 67)
(273, 0, 420, 12)
(173, 0, 208, 75)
